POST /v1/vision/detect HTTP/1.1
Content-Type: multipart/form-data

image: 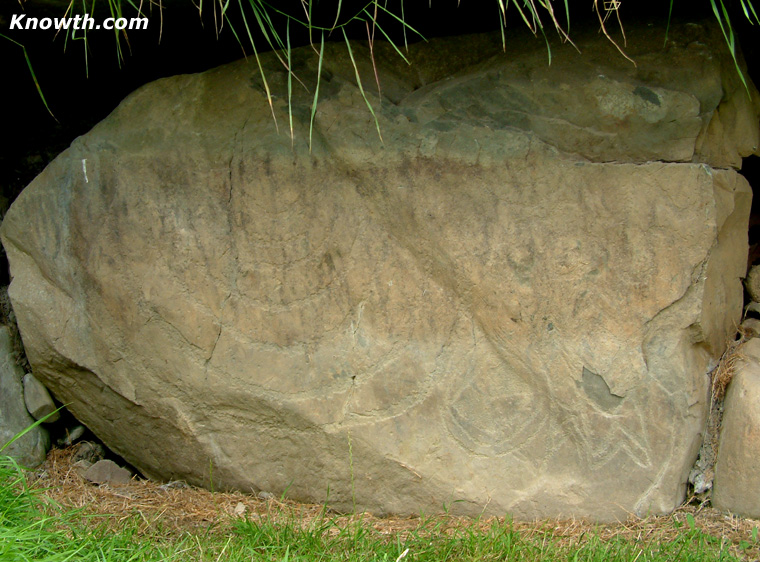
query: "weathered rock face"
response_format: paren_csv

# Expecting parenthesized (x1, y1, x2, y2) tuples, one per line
(1, 22, 758, 520)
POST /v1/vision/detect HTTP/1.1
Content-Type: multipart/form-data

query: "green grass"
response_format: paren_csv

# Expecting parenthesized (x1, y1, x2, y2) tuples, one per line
(0, 453, 753, 562)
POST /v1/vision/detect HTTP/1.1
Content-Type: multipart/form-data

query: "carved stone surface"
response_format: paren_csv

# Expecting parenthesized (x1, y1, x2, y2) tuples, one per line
(1, 22, 757, 520)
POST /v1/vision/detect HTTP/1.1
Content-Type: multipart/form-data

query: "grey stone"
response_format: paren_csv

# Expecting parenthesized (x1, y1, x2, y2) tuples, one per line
(741, 318, 760, 338)
(1, 22, 757, 520)
(82, 459, 132, 486)
(57, 424, 86, 447)
(0, 326, 49, 467)
(22, 373, 60, 423)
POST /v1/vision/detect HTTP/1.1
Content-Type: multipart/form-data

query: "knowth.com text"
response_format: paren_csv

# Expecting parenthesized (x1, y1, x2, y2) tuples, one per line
(9, 13, 148, 31)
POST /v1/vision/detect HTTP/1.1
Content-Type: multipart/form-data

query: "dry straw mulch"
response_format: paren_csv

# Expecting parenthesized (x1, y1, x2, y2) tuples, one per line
(27, 445, 760, 559)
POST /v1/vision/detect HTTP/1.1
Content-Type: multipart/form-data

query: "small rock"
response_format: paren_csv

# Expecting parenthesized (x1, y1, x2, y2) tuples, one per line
(82, 459, 132, 486)
(22, 373, 60, 423)
(741, 318, 760, 338)
(72, 441, 105, 464)
(57, 424, 86, 447)
(159, 480, 189, 491)
(745, 265, 760, 303)
(72, 459, 93, 475)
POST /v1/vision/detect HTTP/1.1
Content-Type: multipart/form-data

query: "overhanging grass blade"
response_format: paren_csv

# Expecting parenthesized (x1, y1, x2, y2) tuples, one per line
(1, 33, 56, 120)
(664, 0, 674, 46)
(738, 0, 759, 23)
(400, 0, 408, 51)
(331, 0, 344, 31)
(342, 28, 383, 143)
(364, 5, 382, 98)
(373, 2, 425, 45)
(367, 17, 412, 65)
(287, 18, 293, 146)
(525, 0, 543, 32)
(511, 0, 538, 35)
(249, 0, 285, 52)
(106, 0, 128, 66)
(307, 0, 313, 45)
(536, 0, 575, 47)
(237, 0, 279, 131)
(222, 15, 249, 58)
(496, 0, 507, 24)
(309, 31, 325, 152)
(611, 0, 628, 47)
(495, 0, 514, 50)
(517, 0, 552, 60)
(709, 0, 733, 47)
(538, 13, 552, 64)
(709, 0, 751, 94)
(593, 0, 636, 66)
(260, 0, 384, 33)
(217, 0, 233, 37)
(247, 0, 292, 75)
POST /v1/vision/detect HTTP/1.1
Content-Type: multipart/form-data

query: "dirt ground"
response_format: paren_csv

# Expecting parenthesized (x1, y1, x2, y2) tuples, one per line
(26, 445, 760, 560)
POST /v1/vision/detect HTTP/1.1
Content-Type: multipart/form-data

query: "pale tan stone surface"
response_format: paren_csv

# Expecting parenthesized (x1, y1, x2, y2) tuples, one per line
(0, 22, 756, 520)
(713, 339, 760, 519)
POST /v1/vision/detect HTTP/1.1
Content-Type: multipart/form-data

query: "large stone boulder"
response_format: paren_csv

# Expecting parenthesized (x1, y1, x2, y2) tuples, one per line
(1, 22, 758, 520)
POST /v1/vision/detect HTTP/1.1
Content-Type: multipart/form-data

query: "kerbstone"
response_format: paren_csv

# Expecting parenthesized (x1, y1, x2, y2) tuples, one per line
(1, 22, 757, 520)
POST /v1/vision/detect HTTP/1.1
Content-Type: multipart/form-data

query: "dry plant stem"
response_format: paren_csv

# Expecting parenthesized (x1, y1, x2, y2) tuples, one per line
(594, 0, 635, 65)
(26, 446, 760, 561)
(365, 3, 382, 99)
(688, 332, 747, 495)
(711, 332, 747, 403)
